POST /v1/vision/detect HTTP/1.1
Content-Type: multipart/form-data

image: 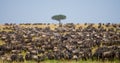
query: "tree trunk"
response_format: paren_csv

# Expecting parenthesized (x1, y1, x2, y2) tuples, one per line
(58, 20, 62, 27)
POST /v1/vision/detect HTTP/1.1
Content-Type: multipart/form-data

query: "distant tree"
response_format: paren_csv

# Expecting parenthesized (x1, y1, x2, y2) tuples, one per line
(52, 14, 66, 27)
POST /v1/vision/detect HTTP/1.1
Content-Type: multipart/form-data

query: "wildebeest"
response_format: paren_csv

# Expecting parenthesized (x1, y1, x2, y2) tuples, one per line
(0, 23, 119, 62)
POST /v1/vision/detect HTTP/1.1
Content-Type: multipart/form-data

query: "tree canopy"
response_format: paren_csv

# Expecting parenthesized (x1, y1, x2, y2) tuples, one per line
(52, 14, 66, 21)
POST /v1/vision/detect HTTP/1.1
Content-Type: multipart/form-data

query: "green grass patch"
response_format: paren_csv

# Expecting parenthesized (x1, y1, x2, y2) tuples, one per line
(0, 59, 119, 63)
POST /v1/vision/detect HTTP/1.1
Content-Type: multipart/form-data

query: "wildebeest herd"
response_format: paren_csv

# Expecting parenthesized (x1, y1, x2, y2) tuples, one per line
(0, 23, 120, 63)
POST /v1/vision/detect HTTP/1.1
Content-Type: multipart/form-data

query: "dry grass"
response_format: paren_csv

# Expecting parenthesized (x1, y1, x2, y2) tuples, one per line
(0, 40, 5, 45)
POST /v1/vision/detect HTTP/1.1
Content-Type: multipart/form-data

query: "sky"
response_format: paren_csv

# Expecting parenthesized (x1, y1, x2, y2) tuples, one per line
(0, 0, 120, 24)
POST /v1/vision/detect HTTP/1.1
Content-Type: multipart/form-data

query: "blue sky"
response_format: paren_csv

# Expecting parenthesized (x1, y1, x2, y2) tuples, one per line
(0, 0, 120, 24)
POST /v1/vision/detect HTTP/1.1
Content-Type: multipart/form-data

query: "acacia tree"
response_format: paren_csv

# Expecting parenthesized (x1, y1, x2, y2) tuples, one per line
(52, 14, 66, 27)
